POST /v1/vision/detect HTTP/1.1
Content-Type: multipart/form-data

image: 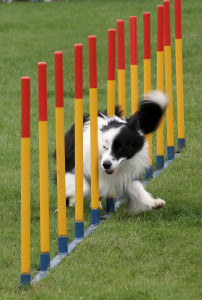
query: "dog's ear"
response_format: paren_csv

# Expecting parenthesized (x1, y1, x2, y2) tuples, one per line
(136, 91, 168, 134)
(127, 113, 140, 131)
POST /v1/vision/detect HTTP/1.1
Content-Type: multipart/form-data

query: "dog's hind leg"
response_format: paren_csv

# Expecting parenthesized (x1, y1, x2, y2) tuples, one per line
(126, 180, 166, 214)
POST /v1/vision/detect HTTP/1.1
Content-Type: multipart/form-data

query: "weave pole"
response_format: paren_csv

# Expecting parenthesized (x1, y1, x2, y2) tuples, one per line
(21, 77, 31, 285)
(55, 52, 68, 253)
(74, 44, 84, 238)
(38, 63, 50, 271)
(88, 36, 100, 226)
(117, 20, 126, 117)
(107, 29, 116, 116)
(130, 16, 138, 115)
(143, 12, 153, 180)
(106, 29, 116, 214)
(163, 0, 175, 161)
(156, 6, 165, 171)
(174, 0, 185, 150)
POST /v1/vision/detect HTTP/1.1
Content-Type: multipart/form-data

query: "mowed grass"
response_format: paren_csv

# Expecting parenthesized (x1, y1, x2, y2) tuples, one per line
(0, 0, 201, 299)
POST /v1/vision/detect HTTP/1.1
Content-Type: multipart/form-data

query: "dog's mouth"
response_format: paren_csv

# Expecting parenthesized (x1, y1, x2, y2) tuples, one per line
(105, 169, 115, 175)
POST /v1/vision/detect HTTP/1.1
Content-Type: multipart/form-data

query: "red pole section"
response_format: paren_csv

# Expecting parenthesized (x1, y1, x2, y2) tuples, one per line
(117, 20, 125, 70)
(174, 0, 182, 39)
(21, 77, 30, 138)
(55, 51, 64, 107)
(88, 35, 97, 88)
(38, 63, 47, 121)
(75, 44, 83, 99)
(108, 29, 116, 80)
(163, 0, 171, 46)
(130, 16, 138, 65)
(157, 6, 164, 51)
(143, 12, 151, 59)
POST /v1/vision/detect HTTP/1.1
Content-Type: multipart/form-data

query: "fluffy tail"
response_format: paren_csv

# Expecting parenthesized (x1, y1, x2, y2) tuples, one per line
(136, 91, 168, 134)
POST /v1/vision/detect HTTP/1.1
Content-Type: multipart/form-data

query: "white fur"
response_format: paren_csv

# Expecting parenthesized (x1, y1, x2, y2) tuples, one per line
(144, 90, 168, 110)
(65, 112, 166, 214)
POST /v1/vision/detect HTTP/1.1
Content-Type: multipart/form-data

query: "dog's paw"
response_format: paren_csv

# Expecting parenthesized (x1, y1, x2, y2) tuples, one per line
(151, 198, 166, 210)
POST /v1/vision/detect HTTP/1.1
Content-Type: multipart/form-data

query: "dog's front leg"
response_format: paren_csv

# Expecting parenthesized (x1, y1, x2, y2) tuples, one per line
(126, 180, 166, 214)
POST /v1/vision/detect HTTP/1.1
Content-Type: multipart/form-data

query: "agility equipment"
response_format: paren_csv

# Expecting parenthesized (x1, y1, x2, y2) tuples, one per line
(38, 62, 50, 271)
(21, 77, 31, 285)
(20, 0, 185, 285)
(55, 52, 68, 254)
(88, 35, 100, 226)
(130, 16, 138, 115)
(74, 44, 84, 238)
(174, 0, 185, 150)
(156, 6, 165, 171)
(143, 12, 153, 180)
(117, 20, 126, 117)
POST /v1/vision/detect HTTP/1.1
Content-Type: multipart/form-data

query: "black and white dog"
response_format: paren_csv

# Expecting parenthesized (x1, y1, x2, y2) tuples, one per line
(64, 91, 168, 214)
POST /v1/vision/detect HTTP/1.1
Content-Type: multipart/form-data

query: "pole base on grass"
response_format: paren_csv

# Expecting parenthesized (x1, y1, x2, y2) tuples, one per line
(145, 165, 153, 181)
(106, 197, 115, 213)
(91, 209, 100, 226)
(177, 138, 185, 151)
(40, 253, 50, 271)
(167, 146, 175, 161)
(75, 221, 84, 239)
(156, 155, 164, 171)
(21, 274, 31, 286)
(58, 236, 68, 254)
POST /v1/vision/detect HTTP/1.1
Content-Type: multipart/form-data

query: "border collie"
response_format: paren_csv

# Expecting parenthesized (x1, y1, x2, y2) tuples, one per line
(64, 91, 168, 214)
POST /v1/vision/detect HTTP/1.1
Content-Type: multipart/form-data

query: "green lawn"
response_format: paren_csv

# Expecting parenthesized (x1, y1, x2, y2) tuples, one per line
(0, 0, 201, 299)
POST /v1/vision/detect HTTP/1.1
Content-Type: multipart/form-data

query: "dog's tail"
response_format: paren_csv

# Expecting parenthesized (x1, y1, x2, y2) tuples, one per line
(136, 90, 168, 134)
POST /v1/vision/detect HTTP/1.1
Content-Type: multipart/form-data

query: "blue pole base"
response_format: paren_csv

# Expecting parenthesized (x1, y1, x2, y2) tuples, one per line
(106, 197, 115, 213)
(21, 274, 31, 286)
(156, 155, 164, 171)
(178, 138, 185, 151)
(91, 209, 100, 226)
(145, 165, 153, 181)
(75, 221, 84, 239)
(40, 253, 50, 271)
(58, 236, 68, 254)
(167, 146, 175, 161)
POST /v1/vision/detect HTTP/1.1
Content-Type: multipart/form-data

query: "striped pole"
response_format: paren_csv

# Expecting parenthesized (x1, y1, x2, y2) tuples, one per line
(163, 0, 175, 161)
(74, 44, 84, 238)
(55, 51, 68, 253)
(117, 20, 126, 117)
(143, 12, 153, 180)
(38, 63, 50, 271)
(107, 29, 116, 116)
(88, 36, 100, 226)
(21, 77, 31, 285)
(130, 16, 138, 115)
(156, 6, 165, 171)
(106, 29, 116, 214)
(174, 0, 185, 150)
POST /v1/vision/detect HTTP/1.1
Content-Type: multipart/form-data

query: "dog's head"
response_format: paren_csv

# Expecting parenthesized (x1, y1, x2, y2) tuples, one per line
(99, 114, 144, 175)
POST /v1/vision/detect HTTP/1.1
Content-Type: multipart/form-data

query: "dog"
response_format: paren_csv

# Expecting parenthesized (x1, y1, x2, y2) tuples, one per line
(63, 91, 168, 214)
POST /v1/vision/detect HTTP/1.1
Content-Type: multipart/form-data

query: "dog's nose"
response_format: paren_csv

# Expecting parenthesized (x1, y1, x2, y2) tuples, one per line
(102, 161, 112, 170)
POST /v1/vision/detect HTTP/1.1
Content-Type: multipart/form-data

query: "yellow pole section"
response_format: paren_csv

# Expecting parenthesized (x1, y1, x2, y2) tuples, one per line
(118, 69, 126, 118)
(89, 88, 99, 210)
(39, 121, 49, 253)
(157, 51, 164, 156)
(21, 137, 30, 274)
(55, 107, 67, 237)
(107, 80, 115, 116)
(130, 65, 138, 115)
(175, 39, 185, 140)
(164, 45, 174, 147)
(75, 98, 83, 221)
(144, 58, 152, 166)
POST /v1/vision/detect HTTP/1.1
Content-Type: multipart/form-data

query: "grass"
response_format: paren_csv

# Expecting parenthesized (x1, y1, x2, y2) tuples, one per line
(0, 0, 201, 299)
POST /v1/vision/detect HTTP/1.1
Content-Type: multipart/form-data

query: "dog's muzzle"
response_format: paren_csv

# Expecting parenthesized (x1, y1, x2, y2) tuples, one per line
(102, 160, 114, 174)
